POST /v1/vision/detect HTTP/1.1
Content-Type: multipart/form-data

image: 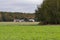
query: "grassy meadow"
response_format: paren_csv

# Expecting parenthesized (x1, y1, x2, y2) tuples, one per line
(0, 22, 60, 40)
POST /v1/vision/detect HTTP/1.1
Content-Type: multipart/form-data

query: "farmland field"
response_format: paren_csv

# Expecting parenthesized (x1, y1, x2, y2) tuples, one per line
(0, 22, 60, 40)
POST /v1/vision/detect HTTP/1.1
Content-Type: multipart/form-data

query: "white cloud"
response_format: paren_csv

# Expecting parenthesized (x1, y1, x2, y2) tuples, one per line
(0, 0, 43, 13)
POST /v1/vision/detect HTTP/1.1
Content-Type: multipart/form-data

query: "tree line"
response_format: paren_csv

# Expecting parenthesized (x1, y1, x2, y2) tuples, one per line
(0, 12, 35, 22)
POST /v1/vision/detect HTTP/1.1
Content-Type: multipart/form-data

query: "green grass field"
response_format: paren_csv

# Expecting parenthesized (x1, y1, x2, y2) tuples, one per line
(0, 22, 60, 40)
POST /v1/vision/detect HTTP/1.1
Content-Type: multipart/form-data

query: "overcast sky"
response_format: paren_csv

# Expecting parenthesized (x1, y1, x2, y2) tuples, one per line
(0, 0, 43, 13)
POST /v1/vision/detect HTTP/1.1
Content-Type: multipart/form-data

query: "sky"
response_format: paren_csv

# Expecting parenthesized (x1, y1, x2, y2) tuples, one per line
(0, 0, 43, 13)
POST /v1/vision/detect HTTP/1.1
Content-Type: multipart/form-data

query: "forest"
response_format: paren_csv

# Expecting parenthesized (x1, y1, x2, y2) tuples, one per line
(0, 12, 35, 22)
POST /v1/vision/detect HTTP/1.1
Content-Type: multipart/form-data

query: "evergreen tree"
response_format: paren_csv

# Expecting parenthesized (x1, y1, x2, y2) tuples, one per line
(35, 0, 60, 24)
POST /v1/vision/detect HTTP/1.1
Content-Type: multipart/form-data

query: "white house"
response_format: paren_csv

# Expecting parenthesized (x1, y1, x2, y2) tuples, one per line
(29, 19, 35, 22)
(14, 19, 24, 22)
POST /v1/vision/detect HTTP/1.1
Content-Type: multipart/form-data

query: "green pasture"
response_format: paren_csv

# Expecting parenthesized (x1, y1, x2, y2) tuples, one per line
(0, 22, 60, 40)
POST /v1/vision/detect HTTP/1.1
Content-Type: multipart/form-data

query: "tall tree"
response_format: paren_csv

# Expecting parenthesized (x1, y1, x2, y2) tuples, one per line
(35, 0, 60, 24)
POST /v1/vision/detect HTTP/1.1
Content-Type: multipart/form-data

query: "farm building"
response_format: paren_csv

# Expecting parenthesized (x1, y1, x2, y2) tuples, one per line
(14, 18, 35, 22)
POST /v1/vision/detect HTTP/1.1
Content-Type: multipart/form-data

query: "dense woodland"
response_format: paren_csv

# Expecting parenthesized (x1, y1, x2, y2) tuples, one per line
(0, 12, 35, 22)
(35, 0, 60, 24)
